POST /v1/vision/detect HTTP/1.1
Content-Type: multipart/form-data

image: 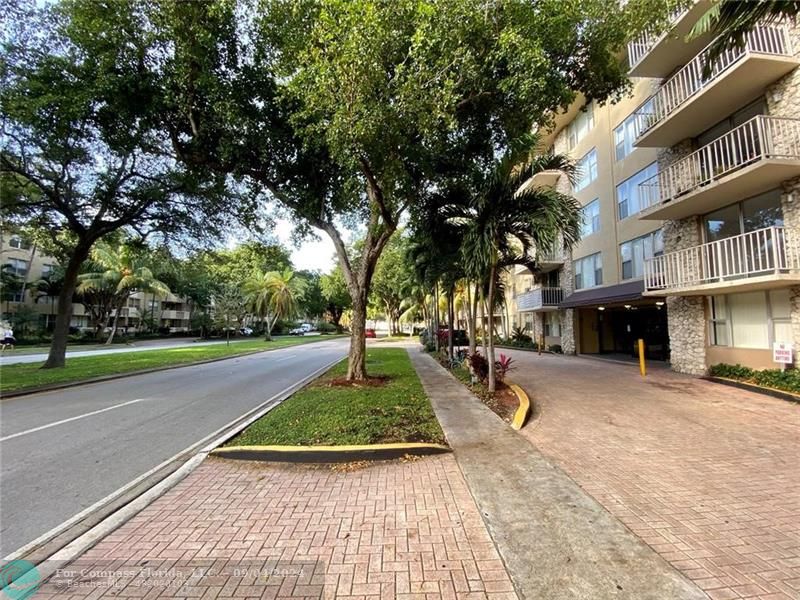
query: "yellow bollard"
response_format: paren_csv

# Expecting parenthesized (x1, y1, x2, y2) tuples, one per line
(638, 338, 646, 377)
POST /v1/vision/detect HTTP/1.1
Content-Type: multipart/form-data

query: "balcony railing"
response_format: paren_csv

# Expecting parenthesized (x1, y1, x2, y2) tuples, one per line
(644, 227, 799, 292)
(639, 115, 800, 210)
(516, 287, 564, 311)
(634, 25, 793, 137)
(627, 5, 686, 70)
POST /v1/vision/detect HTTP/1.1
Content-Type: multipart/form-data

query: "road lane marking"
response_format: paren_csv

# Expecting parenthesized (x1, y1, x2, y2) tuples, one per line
(273, 354, 297, 362)
(0, 398, 147, 442)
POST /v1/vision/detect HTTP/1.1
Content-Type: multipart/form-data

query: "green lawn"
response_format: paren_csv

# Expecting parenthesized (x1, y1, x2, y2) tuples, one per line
(227, 347, 445, 446)
(0, 336, 345, 394)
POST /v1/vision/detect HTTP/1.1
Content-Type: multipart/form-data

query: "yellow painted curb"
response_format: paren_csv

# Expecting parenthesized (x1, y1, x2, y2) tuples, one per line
(211, 442, 451, 463)
(508, 383, 531, 430)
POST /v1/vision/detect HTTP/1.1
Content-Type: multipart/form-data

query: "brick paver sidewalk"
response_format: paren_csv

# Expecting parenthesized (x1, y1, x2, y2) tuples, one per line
(34, 456, 517, 600)
(504, 350, 800, 600)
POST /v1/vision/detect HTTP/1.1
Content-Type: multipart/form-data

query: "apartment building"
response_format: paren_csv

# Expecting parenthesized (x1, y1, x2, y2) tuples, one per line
(0, 234, 192, 334)
(513, 3, 800, 373)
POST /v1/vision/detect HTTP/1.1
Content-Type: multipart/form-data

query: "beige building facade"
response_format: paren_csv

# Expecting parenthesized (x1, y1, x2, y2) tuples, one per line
(1, 234, 192, 334)
(511, 3, 800, 373)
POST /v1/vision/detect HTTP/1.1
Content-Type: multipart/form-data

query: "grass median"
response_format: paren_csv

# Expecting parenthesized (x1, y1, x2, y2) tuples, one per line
(0, 335, 345, 394)
(227, 347, 445, 446)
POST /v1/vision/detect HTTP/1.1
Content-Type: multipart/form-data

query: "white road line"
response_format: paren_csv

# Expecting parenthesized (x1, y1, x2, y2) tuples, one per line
(0, 398, 147, 442)
(273, 354, 297, 362)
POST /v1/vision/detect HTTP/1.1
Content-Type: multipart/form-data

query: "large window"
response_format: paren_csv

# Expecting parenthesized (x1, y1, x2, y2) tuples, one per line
(6, 258, 28, 277)
(575, 148, 598, 192)
(580, 199, 600, 238)
(613, 101, 651, 161)
(616, 162, 658, 219)
(566, 103, 594, 150)
(8, 236, 30, 250)
(705, 189, 783, 241)
(544, 312, 561, 337)
(620, 230, 664, 280)
(574, 253, 603, 290)
(708, 289, 791, 349)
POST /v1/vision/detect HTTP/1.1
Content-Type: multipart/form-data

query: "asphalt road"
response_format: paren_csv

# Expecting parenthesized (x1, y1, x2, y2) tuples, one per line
(0, 337, 348, 557)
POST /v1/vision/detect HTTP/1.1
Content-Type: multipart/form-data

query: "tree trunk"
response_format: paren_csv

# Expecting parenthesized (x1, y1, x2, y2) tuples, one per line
(487, 263, 497, 393)
(447, 288, 454, 360)
(432, 283, 440, 352)
(42, 242, 92, 369)
(106, 294, 129, 345)
(264, 313, 273, 341)
(465, 282, 475, 355)
(347, 292, 368, 380)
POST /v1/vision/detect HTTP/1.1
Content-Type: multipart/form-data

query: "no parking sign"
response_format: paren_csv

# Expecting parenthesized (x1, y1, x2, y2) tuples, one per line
(773, 341, 794, 365)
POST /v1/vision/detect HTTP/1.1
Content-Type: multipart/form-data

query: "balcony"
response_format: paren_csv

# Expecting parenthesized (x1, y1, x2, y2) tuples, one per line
(638, 116, 800, 220)
(516, 287, 564, 312)
(643, 227, 800, 295)
(517, 169, 561, 193)
(161, 309, 189, 320)
(634, 25, 798, 148)
(627, 1, 713, 78)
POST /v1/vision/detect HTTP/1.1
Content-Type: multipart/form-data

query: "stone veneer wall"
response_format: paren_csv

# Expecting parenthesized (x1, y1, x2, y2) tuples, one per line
(781, 177, 800, 367)
(554, 171, 577, 354)
(658, 141, 709, 374)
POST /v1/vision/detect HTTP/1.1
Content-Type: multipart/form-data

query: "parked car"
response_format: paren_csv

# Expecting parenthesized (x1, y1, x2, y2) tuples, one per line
(239, 327, 253, 336)
(365, 328, 377, 338)
(289, 326, 306, 336)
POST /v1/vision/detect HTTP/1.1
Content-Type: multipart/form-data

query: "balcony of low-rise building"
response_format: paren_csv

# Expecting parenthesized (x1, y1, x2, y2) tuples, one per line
(516, 286, 564, 312)
(627, 0, 713, 78)
(638, 115, 800, 220)
(643, 226, 800, 295)
(634, 25, 798, 148)
(161, 309, 189, 320)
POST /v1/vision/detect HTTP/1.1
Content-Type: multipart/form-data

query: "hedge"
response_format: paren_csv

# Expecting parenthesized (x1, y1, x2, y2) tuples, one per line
(709, 363, 800, 394)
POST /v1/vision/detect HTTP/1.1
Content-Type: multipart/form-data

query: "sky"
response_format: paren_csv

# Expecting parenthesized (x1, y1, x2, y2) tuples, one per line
(273, 218, 338, 273)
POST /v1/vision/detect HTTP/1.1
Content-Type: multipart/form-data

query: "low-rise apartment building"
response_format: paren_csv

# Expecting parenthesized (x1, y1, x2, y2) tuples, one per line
(0, 234, 192, 334)
(513, 2, 800, 372)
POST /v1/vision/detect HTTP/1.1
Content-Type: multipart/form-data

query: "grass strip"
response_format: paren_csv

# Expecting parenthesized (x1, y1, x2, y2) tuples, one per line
(0, 335, 345, 394)
(227, 347, 445, 446)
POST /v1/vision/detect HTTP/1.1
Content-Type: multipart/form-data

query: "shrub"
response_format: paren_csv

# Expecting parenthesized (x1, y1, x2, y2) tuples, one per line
(709, 363, 800, 394)
(548, 344, 563, 354)
(468, 352, 489, 382)
(510, 326, 532, 344)
(317, 321, 337, 333)
(495, 353, 515, 381)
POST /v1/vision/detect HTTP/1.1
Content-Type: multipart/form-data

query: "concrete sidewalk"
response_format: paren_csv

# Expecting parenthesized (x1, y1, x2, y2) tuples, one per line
(407, 348, 706, 600)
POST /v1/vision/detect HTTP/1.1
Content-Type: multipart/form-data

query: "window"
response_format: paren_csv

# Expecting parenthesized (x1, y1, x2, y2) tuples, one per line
(580, 199, 600, 238)
(704, 189, 783, 241)
(620, 230, 663, 280)
(615, 99, 652, 160)
(616, 162, 658, 219)
(8, 236, 30, 250)
(7, 258, 28, 277)
(575, 148, 598, 192)
(41, 264, 56, 277)
(544, 312, 561, 337)
(566, 103, 595, 150)
(574, 253, 603, 290)
(708, 290, 791, 349)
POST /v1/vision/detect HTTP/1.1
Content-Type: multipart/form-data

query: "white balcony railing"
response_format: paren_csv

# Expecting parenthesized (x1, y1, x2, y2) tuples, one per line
(634, 25, 793, 136)
(627, 5, 686, 69)
(644, 227, 799, 292)
(517, 287, 564, 311)
(639, 115, 800, 210)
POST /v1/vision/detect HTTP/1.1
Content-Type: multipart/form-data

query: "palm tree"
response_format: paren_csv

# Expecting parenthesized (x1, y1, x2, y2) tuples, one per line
(78, 242, 170, 345)
(243, 269, 306, 341)
(690, 1, 800, 75)
(455, 145, 581, 392)
(33, 269, 64, 332)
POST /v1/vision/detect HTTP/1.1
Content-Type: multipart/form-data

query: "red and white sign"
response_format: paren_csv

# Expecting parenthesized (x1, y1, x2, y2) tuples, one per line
(773, 342, 794, 364)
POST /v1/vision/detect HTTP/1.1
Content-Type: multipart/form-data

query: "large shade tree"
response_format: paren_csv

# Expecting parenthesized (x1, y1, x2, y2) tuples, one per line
(49, 0, 663, 379)
(0, 0, 260, 368)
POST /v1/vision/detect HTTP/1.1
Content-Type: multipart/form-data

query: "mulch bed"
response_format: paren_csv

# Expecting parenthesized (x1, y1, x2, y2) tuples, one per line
(326, 375, 392, 388)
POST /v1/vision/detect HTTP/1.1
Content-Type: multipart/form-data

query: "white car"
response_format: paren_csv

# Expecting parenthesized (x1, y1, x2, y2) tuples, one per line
(289, 327, 305, 336)
(239, 327, 253, 336)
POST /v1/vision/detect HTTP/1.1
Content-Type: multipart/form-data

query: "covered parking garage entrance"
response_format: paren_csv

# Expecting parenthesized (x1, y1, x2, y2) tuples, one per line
(561, 281, 669, 361)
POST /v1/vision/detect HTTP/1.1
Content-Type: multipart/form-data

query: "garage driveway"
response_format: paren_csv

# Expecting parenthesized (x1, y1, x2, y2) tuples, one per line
(502, 350, 800, 600)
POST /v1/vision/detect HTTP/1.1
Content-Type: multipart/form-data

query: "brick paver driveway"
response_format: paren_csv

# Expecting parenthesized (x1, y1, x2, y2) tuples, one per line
(35, 456, 517, 600)
(504, 350, 800, 600)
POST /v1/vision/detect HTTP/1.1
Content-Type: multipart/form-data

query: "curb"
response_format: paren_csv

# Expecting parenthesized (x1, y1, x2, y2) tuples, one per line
(3, 355, 344, 587)
(508, 383, 531, 430)
(0, 337, 347, 399)
(211, 443, 452, 463)
(703, 375, 800, 404)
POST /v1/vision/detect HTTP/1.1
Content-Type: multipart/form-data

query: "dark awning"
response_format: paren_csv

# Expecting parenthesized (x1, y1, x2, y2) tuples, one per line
(559, 279, 660, 309)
